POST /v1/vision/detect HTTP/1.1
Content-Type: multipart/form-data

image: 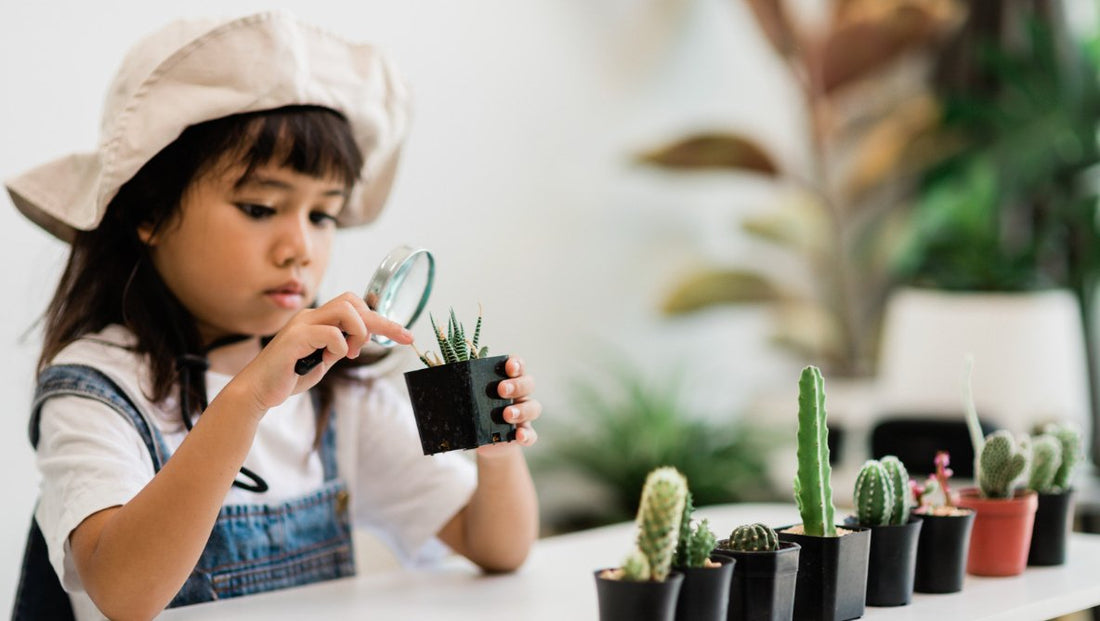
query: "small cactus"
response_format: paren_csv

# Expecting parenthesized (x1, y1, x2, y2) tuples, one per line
(793, 366, 837, 537)
(854, 460, 894, 526)
(978, 430, 1029, 499)
(619, 548, 651, 581)
(1044, 422, 1082, 491)
(673, 493, 717, 569)
(1028, 434, 1063, 493)
(722, 523, 780, 552)
(881, 455, 912, 525)
(631, 466, 688, 581)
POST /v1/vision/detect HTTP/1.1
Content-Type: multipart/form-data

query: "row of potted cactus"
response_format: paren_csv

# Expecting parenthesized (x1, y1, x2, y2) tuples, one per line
(594, 364, 1084, 621)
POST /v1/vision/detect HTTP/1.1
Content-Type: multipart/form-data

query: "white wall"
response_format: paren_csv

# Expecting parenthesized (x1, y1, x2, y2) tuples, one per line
(0, 0, 804, 609)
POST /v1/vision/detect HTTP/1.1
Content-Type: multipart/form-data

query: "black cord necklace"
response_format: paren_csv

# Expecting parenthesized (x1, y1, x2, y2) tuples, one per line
(176, 334, 269, 493)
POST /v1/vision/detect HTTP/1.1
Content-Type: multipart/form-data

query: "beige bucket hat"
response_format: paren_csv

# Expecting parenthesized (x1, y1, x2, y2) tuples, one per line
(5, 10, 410, 242)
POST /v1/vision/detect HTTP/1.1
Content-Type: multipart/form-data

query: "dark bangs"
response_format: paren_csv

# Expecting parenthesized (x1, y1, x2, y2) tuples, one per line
(232, 106, 364, 189)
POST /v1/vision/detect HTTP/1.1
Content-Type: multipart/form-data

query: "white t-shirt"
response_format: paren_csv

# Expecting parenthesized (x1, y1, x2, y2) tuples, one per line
(33, 326, 477, 620)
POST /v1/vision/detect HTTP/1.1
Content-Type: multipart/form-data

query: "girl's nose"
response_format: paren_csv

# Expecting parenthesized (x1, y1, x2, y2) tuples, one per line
(273, 216, 313, 267)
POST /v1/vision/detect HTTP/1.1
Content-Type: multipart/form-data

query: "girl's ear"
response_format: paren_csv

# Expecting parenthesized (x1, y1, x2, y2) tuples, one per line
(137, 224, 158, 246)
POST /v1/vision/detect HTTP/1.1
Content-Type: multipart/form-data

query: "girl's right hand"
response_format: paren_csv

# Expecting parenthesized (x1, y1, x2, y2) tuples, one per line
(233, 292, 413, 413)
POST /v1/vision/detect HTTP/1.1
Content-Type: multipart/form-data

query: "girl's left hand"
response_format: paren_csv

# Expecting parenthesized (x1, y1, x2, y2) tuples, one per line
(478, 356, 540, 454)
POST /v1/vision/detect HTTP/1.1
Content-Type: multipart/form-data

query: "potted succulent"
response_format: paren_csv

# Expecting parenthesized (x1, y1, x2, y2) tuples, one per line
(777, 366, 870, 621)
(714, 523, 800, 621)
(595, 466, 688, 621)
(849, 456, 922, 607)
(909, 451, 975, 594)
(671, 494, 734, 621)
(404, 309, 515, 454)
(1026, 422, 1083, 566)
(954, 374, 1037, 576)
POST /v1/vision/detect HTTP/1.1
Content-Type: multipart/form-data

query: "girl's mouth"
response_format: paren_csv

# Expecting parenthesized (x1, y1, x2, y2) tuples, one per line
(265, 282, 305, 310)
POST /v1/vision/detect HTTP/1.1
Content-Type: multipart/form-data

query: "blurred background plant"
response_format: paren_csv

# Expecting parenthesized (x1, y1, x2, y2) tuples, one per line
(639, 0, 966, 378)
(532, 356, 783, 533)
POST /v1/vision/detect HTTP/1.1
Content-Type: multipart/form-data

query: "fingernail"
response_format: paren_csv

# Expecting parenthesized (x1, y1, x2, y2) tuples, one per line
(508, 407, 519, 422)
(500, 382, 513, 397)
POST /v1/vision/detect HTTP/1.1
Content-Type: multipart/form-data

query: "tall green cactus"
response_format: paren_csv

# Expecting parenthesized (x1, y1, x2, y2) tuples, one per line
(1044, 423, 1082, 491)
(881, 455, 912, 525)
(1028, 434, 1063, 493)
(978, 430, 1029, 499)
(721, 523, 779, 552)
(793, 366, 837, 537)
(854, 460, 894, 526)
(631, 466, 688, 581)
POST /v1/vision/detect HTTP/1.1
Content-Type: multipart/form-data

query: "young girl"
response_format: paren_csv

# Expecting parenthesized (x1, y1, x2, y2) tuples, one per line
(8, 11, 540, 620)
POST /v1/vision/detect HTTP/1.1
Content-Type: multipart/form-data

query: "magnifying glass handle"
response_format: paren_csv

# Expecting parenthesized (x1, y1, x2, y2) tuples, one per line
(294, 348, 325, 375)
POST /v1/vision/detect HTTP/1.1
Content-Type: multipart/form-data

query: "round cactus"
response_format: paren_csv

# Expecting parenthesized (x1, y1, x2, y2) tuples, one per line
(880, 455, 912, 525)
(724, 523, 779, 552)
(1028, 434, 1062, 493)
(978, 430, 1029, 499)
(854, 459, 894, 526)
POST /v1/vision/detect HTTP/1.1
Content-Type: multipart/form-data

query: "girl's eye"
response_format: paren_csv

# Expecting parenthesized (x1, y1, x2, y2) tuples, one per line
(236, 203, 276, 219)
(309, 211, 339, 227)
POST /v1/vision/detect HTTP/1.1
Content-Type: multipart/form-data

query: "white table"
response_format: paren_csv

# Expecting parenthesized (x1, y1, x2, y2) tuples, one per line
(161, 503, 1100, 620)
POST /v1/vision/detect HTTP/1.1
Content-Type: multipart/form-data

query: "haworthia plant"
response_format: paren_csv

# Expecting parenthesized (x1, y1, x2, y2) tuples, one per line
(793, 365, 837, 537)
(416, 307, 490, 367)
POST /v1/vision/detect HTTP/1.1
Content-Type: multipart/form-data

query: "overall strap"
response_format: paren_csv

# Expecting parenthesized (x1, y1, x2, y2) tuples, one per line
(31, 364, 167, 470)
(311, 390, 339, 482)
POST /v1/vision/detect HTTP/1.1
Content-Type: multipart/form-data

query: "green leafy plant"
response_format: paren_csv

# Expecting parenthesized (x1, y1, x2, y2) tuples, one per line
(534, 359, 779, 530)
(414, 308, 489, 367)
(717, 523, 780, 553)
(638, 1, 965, 377)
(615, 467, 688, 582)
(793, 365, 837, 536)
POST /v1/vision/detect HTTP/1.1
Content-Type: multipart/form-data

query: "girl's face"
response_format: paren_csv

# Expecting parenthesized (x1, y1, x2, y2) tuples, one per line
(142, 160, 347, 344)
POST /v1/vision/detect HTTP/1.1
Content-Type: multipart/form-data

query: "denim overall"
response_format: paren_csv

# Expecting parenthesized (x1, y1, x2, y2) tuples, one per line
(12, 364, 356, 620)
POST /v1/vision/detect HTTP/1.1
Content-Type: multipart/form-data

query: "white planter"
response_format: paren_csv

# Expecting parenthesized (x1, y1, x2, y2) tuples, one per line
(876, 287, 1091, 443)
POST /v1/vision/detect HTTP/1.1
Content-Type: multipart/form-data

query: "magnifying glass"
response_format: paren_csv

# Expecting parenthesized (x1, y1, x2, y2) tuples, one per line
(294, 245, 435, 375)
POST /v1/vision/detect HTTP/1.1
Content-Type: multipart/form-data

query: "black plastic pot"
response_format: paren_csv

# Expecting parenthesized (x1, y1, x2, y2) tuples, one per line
(776, 525, 870, 621)
(594, 570, 685, 621)
(673, 555, 735, 621)
(1028, 489, 1075, 566)
(862, 516, 922, 607)
(403, 355, 515, 455)
(912, 509, 974, 594)
(714, 540, 800, 621)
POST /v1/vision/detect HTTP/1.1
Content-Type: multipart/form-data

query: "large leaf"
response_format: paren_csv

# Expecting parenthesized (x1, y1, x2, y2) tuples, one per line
(741, 191, 832, 256)
(662, 269, 783, 314)
(638, 133, 779, 176)
(841, 94, 942, 199)
(744, 0, 799, 59)
(769, 300, 845, 366)
(814, 1, 965, 94)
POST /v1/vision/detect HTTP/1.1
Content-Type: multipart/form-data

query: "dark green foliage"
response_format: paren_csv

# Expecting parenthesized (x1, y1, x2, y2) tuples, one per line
(419, 308, 489, 367)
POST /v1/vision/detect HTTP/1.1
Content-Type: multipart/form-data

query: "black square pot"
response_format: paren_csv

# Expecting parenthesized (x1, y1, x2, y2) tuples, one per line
(1028, 489, 1075, 566)
(776, 525, 870, 621)
(595, 570, 685, 621)
(714, 541, 800, 621)
(861, 516, 922, 607)
(913, 509, 974, 594)
(673, 554, 735, 621)
(403, 355, 515, 455)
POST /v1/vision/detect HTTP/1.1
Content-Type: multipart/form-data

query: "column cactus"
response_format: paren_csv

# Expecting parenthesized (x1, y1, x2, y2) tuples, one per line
(793, 365, 837, 537)
(621, 466, 688, 581)
(721, 523, 780, 552)
(881, 455, 912, 525)
(978, 430, 1029, 499)
(853, 459, 894, 526)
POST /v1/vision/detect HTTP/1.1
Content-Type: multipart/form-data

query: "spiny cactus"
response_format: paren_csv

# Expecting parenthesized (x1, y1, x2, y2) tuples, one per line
(854, 460, 894, 526)
(1044, 422, 1082, 491)
(793, 365, 837, 537)
(632, 466, 688, 581)
(414, 307, 489, 367)
(881, 455, 912, 525)
(1028, 434, 1063, 493)
(619, 548, 651, 581)
(721, 523, 779, 552)
(978, 430, 1029, 499)
(679, 519, 717, 568)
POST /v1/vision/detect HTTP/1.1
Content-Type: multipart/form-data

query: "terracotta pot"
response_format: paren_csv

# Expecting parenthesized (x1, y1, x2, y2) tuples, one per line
(955, 488, 1037, 576)
(1028, 489, 1076, 566)
(594, 570, 684, 621)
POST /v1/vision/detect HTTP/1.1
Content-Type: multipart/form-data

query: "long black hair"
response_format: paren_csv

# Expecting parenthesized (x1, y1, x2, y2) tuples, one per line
(40, 105, 366, 433)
